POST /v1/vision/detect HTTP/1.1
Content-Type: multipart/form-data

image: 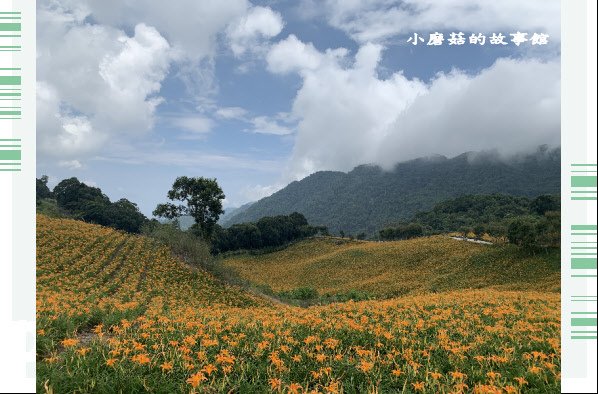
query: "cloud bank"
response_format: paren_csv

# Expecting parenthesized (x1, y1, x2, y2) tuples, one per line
(267, 36, 560, 180)
(302, 0, 560, 44)
(37, 0, 284, 160)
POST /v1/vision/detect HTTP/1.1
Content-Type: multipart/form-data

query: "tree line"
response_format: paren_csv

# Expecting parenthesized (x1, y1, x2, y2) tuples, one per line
(37, 175, 326, 255)
(378, 194, 560, 250)
(36, 176, 147, 233)
(38, 174, 560, 254)
(210, 212, 327, 254)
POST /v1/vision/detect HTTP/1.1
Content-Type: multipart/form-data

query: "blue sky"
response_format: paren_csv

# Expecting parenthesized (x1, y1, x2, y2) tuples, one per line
(37, 0, 560, 217)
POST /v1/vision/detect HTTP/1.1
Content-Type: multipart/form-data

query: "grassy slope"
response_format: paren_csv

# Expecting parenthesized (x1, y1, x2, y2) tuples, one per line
(37, 214, 266, 345)
(221, 237, 560, 297)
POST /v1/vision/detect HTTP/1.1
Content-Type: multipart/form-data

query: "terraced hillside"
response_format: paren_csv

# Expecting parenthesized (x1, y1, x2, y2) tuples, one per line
(221, 237, 560, 298)
(37, 215, 560, 393)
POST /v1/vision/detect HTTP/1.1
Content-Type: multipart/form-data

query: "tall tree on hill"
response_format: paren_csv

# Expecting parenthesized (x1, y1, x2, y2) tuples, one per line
(153, 176, 225, 240)
(53, 177, 110, 216)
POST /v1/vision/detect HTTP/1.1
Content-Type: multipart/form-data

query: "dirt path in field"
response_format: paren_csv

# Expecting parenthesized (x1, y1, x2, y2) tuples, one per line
(449, 236, 493, 245)
(244, 287, 290, 307)
(174, 250, 293, 307)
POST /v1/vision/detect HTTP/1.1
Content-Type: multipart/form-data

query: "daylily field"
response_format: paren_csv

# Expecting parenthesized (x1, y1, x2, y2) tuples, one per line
(37, 215, 560, 393)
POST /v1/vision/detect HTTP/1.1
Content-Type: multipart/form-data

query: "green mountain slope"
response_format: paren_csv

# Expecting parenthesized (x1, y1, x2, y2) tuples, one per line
(223, 147, 560, 235)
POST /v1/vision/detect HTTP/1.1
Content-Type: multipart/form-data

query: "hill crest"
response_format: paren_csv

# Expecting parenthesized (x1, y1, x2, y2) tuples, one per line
(222, 147, 560, 234)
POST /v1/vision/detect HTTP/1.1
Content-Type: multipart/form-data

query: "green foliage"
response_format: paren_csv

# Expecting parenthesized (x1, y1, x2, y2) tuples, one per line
(36, 198, 67, 218)
(409, 193, 560, 246)
(211, 212, 326, 254)
(53, 177, 110, 213)
(379, 223, 423, 240)
(141, 220, 212, 271)
(530, 194, 560, 215)
(473, 224, 486, 240)
(154, 176, 225, 240)
(414, 194, 532, 232)
(485, 222, 508, 242)
(278, 287, 319, 300)
(222, 148, 560, 235)
(49, 177, 147, 233)
(104, 199, 148, 233)
(507, 211, 560, 250)
(36, 175, 52, 201)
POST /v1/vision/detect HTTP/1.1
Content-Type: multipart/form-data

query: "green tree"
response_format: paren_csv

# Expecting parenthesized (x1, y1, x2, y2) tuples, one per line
(486, 222, 507, 243)
(530, 194, 560, 216)
(105, 199, 147, 233)
(473, 224, 486, 240)
(153, 176, 225, 240)
(507, 217, 539, 249)
(536, 211, 560, 249)
(36, 175, 53, 201)
(53, 177, 110, 216)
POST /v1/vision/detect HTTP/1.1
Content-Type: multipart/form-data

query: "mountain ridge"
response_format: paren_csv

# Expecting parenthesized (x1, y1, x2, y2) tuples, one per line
(222, 147, 560, 235)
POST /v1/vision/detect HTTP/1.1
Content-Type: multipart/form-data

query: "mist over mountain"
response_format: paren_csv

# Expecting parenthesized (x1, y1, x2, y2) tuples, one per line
(222, 147, 560, 235)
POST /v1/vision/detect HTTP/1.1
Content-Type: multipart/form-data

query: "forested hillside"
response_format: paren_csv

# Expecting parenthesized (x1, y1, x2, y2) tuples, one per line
(223, 147, 560, 235)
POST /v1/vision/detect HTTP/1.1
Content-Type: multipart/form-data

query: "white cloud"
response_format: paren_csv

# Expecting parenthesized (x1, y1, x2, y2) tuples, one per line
(37, 7, 172, 159)
(376, 58, 560, 168)
(266, 37, 560, 180)
(317, 0, 560, 43)
(216, 106, 248, 120)
(58, 160, 83, 170)
(37, 82, 107, 157)
(241, 183, 285, 201)
(227, 6, 284, 57)
(267, 34, 326, 74)
(172, 116, 214, 136)
(248, 116, 294, 135)
(69, 0, 249, 60)
(37, 1, 284, 161)
(95, 147, 282, 173)
(98, 24, 170, 100)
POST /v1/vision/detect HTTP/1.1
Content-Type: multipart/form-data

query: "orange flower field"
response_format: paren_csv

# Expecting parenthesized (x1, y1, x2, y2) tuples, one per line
(37, 215, 560, 393)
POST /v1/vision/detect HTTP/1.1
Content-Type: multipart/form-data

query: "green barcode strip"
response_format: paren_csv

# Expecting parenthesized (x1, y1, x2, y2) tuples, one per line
(0, 105, 21, 118)
(572, 225, 598, 230)
(571, 176, 597, 187)
(571, 165, 598, 200)
(572, 318, 598, 326)
(571, 258, 597, 270)
(571, 225, 598, 273)
(1, 8, 22, 173)
(0, 150, 21, 161)
(0, 76, 21, 85)
(0, 23, 20, 32)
